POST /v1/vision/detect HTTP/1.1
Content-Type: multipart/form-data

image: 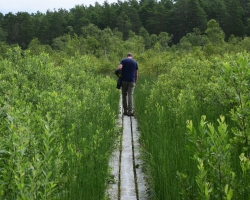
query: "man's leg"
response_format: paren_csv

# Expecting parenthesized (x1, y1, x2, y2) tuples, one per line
(127, 82, 135, 115)
(122, 82, 129, 114)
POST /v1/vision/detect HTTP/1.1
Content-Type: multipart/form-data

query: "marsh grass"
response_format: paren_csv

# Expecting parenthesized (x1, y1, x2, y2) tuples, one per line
(0, 47, 120, 199)
(135, 78, 198, 199)
(134, 52, 250, 200)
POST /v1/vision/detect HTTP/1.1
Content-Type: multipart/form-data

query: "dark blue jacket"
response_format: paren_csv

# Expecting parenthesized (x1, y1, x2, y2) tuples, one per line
(120, 58, 138, 83)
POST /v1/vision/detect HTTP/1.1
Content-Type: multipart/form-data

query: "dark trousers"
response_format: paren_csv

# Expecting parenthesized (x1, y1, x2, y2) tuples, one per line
(121, 81, 135, 114)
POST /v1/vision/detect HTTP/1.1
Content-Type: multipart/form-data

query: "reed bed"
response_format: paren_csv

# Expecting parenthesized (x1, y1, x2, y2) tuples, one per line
(134, 52, 250, 200)
(0, 47, 120, 199)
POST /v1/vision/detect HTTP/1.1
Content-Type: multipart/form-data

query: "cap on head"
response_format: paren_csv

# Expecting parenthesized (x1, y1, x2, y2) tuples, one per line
(127, 52, 133, 57)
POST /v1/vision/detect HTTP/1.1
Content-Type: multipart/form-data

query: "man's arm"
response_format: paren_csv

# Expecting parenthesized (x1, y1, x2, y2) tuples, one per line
(135, 70, 138, 83)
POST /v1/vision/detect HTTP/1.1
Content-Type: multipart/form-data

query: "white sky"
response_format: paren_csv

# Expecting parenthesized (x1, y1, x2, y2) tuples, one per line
(0, 0, 120, 15)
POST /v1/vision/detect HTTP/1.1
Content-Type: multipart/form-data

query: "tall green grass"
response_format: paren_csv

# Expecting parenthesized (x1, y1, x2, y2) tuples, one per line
(135, 77, 199, 199)
(0, 47, 120, 199)
(134, 52, 250, 199)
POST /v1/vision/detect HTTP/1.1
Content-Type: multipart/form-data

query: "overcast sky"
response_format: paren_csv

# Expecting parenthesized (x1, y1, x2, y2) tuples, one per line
(0, 0, 119, 15)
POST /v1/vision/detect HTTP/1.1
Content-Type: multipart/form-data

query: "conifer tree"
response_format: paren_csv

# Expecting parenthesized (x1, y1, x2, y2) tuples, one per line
(170, 0, 188, 43)
(2, 12, 19, 44)
(226, 0, 245, 37)
(186, 0, 207, 33)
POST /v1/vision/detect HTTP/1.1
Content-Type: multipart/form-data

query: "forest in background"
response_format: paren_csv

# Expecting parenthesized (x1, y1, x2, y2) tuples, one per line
(1, 0, 250, 199)
(0, 0, 250, 50)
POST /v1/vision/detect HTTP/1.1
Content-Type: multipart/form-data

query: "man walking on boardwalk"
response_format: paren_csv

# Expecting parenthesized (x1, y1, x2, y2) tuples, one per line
(117, 53, 138, 116)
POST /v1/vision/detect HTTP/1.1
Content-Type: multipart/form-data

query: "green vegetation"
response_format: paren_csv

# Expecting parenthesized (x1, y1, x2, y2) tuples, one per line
(0, 47, 120, 199)
(1, 0, 250, 49)
(1, 7, 250, 198)
(134, 49, 250, 199)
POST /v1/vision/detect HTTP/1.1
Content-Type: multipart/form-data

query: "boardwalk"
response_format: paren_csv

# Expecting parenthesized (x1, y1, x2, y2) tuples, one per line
(107, 97, 148, 200)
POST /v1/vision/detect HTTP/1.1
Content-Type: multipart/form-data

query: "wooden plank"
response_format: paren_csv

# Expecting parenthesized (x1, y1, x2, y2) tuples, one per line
(120, 115, 137, 200)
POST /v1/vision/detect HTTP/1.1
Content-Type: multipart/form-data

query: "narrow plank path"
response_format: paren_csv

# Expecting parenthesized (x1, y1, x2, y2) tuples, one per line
(107, 96, 148, 200)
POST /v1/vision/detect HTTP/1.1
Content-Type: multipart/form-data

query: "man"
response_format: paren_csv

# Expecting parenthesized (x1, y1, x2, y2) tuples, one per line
(117, 53, 138, 116)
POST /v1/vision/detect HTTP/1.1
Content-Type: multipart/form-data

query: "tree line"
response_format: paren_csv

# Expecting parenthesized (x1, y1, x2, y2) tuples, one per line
(0, 0, 249, 49)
